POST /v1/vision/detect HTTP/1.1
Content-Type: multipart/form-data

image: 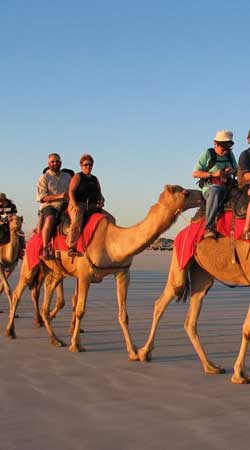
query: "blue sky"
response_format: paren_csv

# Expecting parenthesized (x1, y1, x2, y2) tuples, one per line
(1, 0, 250, 238)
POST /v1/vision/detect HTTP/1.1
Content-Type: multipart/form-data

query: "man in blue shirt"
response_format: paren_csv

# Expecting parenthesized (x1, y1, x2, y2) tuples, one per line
(193, 130, 237, 239)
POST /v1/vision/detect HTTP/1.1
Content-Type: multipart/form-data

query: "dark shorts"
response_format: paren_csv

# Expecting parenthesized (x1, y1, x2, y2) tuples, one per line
(41, 206, 59, 219)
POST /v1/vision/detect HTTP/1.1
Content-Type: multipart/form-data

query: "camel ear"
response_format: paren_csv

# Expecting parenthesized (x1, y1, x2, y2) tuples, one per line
(164, 185, 185, 194)
(164, 185, 177, 193)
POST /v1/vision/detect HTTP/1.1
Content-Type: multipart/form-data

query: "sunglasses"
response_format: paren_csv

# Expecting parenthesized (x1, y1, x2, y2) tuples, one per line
(82, 163, 93, 167)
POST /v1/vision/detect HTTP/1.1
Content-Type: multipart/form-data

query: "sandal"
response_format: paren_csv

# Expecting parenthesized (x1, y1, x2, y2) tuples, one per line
(242, 230, 250, 240)
(42, 247, 50, 260)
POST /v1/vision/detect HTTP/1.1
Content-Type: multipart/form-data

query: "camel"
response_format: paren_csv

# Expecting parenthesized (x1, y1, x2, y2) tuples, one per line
(0, 215, 24, 311)
(5, 185, 202, 358)
(0, 217, 67, 325)
(137, 235, 250, 383)
(26, 267, 81, 332)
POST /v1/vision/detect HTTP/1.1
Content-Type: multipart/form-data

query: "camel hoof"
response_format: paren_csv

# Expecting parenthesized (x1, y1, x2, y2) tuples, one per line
(231, 373, 250, 384)
(34, 320, 44, 328)
(137, 348, 151, 362)
(128, 347, 138, 361)
(205, 366, 225, 375)
(5, 329, 16, 339)
(50, 338, 66, 347)
(69, 344, 86, 353)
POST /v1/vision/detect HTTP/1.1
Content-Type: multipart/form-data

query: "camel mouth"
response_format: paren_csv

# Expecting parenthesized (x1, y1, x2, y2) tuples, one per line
(182, 189, 203, 211)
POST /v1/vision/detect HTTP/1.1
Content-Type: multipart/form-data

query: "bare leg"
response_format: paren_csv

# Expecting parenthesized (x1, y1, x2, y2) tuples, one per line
(184, 263, 224, 374)
(138, 248, 187, 362)
(231, 306, 250, 384)
(115, 270, 138, 360)
(42, 215, 55, 249)
(243, 190, 250, 238)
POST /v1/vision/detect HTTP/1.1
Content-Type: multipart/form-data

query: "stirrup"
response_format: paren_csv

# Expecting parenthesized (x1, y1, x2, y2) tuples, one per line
(67, 247, 83, 257)
(67, 247, 78, 257)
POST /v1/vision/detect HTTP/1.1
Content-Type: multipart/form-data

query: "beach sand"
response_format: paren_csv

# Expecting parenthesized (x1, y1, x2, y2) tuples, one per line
(0, 251, 250, 450)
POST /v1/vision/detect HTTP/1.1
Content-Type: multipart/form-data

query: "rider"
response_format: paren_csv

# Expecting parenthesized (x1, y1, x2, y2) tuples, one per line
(238, 130, 250, 238)
(192, 130, 237, 239)
(0, 193, 17, 218)
(36, 153, 71, 259)
(66, 153, 104, 256)
(0, 193, 25, 252)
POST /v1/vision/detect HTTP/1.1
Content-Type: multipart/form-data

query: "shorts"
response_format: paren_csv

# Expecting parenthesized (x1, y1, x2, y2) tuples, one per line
(40, 206, 59, 219)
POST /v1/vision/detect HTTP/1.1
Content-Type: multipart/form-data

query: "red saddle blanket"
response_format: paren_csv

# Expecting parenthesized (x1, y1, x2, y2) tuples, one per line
(26, 213, 105, 271)
(174, 211, 247, 270)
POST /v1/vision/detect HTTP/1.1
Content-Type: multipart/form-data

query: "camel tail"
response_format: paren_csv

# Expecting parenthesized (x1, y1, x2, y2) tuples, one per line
(176, 275, 190, 304)
(27, 267, 41, 290)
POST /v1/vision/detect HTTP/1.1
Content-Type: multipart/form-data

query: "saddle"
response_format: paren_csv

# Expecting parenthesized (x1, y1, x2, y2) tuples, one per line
(191, 185, 249, 223)
(57, 205, 103, 237)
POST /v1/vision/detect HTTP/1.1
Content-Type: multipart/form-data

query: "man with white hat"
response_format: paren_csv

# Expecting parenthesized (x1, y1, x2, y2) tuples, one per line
(193, 130, 237, 239)
(237, 130, 250, 238)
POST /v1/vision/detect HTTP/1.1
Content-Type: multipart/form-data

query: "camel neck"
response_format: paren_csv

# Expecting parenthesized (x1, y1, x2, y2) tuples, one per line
(107, 202, 177, 261)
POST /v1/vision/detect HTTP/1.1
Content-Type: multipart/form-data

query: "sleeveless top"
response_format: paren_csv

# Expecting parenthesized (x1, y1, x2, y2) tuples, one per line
(237, 148, 250, 189)
(75, 173, 102, 203)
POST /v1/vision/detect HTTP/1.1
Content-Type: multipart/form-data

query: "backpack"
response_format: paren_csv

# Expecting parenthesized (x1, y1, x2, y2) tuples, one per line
(198, 148, 235, 189)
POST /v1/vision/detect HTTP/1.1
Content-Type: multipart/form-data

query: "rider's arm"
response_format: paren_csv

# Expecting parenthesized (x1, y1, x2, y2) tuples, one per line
(36, 174, 67, 204)
(192, 170, 212, 180)
(243, 172, 250, 183)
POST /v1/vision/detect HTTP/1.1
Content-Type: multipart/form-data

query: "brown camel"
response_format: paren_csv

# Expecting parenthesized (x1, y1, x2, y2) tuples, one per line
(0, 215, 23, 311)
(5, 185, 202, 358)
(137, 236, 250, 384)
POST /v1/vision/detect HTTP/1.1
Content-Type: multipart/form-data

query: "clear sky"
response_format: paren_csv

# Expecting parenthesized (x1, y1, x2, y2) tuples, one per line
(1, 0, 250, 238)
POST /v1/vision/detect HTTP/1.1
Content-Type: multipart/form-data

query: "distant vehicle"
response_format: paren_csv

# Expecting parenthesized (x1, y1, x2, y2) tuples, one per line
(149, 238, 173, 251)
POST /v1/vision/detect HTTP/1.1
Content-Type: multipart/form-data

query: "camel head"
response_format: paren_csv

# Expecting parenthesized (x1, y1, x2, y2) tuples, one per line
(8, 214, 23, 232)
(159, 185, 203, 213)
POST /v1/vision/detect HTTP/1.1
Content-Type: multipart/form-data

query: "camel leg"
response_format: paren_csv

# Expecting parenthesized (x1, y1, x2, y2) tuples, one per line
(138, 248, 187, 362)
(184, 264, 224, 374)
(69, 280, 78, 335)
(30, 269, 46, 327)
(231, 306, 250, 384)
(69, 276, 90, 352)
(41, 273, 66, 347)
(69, 281, 84, 335)
(115, 270, 138, 360)
(5, 273, 32, 338)
(49, 279, 65, 320)
(0, 264, 13, 313)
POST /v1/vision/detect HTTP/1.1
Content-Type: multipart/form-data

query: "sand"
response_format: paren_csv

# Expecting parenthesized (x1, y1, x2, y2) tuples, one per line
(0, 251, 250, 450)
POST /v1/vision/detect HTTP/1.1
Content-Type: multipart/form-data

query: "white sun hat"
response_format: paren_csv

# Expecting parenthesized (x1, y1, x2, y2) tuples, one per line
(214, 130, 234, 144)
